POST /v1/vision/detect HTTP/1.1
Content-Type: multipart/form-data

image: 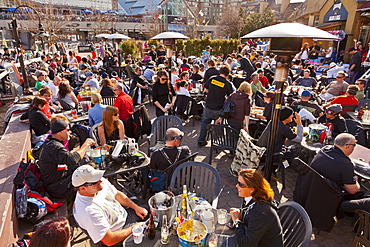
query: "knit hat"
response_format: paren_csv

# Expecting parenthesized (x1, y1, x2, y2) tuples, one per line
(280, 106, 294, 121)
(51, 119, 68, 134)
(72, 165, 105, 187)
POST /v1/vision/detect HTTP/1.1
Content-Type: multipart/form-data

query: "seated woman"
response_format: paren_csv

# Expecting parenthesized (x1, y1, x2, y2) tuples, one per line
(58, 81, 78, 109)
(29, 217, 70, 247)
(98, 106, 125, 147)
(230, 169, 283, 246)
(100, 78, 116, 97)
(175, 80, 190, 97)
(21, 96, 50, 141)
(88, 93, 106, 126)
(254, 91, 275, 122)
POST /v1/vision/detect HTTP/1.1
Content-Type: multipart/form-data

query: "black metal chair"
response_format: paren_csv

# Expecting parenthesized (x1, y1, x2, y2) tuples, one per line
(278, 201, 312, 247)
(206, 124, 239, 164)
(102, 96, 116, 106)
(145, 115, 183, 155)
(352, 209, 370, 247)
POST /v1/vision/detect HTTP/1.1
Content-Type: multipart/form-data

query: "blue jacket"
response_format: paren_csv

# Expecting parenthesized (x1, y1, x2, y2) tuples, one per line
(88, 104, 106, 126)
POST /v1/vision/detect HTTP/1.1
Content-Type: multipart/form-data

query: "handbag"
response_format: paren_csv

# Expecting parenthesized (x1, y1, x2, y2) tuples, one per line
(219, 96, 235, 119)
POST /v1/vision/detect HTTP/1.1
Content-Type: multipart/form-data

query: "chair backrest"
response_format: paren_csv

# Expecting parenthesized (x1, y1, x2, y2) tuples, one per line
(89, 123, 100, 146)
(341, 104, 358, 118)
(345, 119, 366, 146)
(207, 124, 239, 150)
(352, 209, 370, 247)
(102, 96, 116, 106)
(58, 98, 74, 110)
(151, 116, 183, 143)
(357, 99, 370, 110)
(169, 161, 221, 208)
(71, 124, 91, 144)
(278, 201, 312, 247)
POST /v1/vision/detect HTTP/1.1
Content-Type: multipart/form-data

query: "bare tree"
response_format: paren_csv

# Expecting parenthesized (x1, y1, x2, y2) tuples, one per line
(215, 0, 245, 39)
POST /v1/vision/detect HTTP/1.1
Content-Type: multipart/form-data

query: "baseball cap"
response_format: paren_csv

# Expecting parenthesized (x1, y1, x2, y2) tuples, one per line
(85, 72, 94, 77)
(347, 47, 356, 52)
(329, 62, 336, 68)
(158, 64, 166, 69)
(206, 46, 212, 50)
(51, 119, 68, 134)
(102, 72, 109, 79)
(327, 104, 342, 113)
(256, 68, 264, 73)
(301, 90, 311, 97)
(35, 70, 46, 77)
(72, 165, 105, 187)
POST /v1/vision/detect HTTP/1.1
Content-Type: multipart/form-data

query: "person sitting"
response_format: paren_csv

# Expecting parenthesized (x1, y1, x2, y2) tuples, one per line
(38, 119, 95, 199)
(100, 78, 116, 97)
(98, 106, 125, 147)
(58, 81, 79, 109)
(254, 91, 275, 122)
(88, 93, 106, 126)
(250, 72, 266, 94)
(256, 68, 269, 88)
(175, 80, 190, 97)
(190, 64, 203, 83)
(293, 69, 317, 88)
(291, 90, 323, 118)
(355, 79, 366, 101)
(82, 72, 99, 91)
(72, 165, 148, 246)
(325, 85, 359, 115)
(310, 133, 361, 199)
(20, 96, 50, 139)
(318, 104, 348, 138)
(320, 71, 349, 101)
(29, 217, 71, 247)
(230, 169, 283, 246)
(35, 70, 48, 90)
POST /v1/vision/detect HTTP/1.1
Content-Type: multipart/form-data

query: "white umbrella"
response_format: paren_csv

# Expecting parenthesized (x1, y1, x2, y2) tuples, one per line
(150, 32, 189, 40)
(106, 33, 131, 40)
(241, 23, 340, 40)
(95, 33, 110, 38)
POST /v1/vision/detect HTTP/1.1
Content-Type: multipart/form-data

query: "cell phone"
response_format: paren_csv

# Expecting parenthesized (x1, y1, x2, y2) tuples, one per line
(226, 219, 235, 229)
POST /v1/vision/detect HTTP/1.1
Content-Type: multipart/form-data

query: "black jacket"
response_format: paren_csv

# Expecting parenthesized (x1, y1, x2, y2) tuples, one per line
(21, 108, 50, 136)
(235, 200, 283, 247)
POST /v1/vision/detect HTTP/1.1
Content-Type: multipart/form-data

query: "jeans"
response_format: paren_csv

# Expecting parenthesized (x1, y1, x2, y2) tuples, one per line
(227, 120, 243, 133)
(349, 70, 357, 84)
(198, 107, 221, 142)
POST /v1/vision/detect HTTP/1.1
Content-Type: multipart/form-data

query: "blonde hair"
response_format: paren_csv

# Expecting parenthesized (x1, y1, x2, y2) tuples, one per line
(238, 82, 252, 96)
(100, 106, 119, 137)
(91, 93, 102, 105)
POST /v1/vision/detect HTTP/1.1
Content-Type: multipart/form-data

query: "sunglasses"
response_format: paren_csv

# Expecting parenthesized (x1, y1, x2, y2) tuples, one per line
(237, 181, 251, 188)
(346, 143, 356, 147)
(173, 135, 183, 140)
(336, 76, 344, 79)
(161, 78, 168, 81)
(325, 109, 335, 115)
(82, 180, 100, 187)
(113, 113, 119, 116)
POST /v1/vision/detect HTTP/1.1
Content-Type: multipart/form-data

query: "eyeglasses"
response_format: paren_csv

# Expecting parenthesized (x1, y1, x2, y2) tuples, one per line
(161, 78, 168, 81)
(82, 180, 100, 187)
(346, 143, 356, 147)
(336, 76, 344, 79)
(237, 181, 251, 188)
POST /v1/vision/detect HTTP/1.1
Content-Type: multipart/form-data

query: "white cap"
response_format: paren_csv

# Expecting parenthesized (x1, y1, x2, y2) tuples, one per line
(158, 64, 166, 69)
(329, 62, 336, 68)
(72, 165, 105, 187)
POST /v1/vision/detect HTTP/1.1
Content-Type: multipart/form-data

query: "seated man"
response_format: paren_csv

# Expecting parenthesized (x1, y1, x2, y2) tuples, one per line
(293, 69, 317, 88)
(82, 72, 99, 91)
(72, 165, 148, 246)
(149, 127, 191, 191)
(325, 85, 359, 108)
(291, 90, 323, 118)
(39, 120, 95, 199)
(318, 104, 348, 138)
(320, 71, 349, 101)
(310, 133, 361, 198)
(355, 79, 366, 101)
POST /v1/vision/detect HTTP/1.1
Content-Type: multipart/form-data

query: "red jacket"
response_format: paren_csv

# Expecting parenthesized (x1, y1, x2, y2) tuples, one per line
(114, 92, 134, 121)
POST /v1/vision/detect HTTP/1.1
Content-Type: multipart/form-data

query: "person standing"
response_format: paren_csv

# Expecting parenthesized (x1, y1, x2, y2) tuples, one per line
(197, 65, 234, 146)
(347, 47, 362, 84)
(152, 70, 177, 117)
(113, 83, 134, 122)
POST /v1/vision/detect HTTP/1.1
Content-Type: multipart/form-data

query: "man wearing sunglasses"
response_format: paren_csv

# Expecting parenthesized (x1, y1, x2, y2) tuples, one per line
(310, 133, 361, 197)
(72, 165, 148, 246)
(38, 120, 95, 199)
(320, 71, 349, 101)
(318, 104, 348, 138)
(149, 127, 191, 191)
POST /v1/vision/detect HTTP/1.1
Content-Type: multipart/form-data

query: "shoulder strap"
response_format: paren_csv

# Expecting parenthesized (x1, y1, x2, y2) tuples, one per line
(160, 148, 182, 165)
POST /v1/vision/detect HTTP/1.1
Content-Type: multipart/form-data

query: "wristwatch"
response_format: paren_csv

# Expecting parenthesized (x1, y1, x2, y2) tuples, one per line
(234, 220, 243, 228)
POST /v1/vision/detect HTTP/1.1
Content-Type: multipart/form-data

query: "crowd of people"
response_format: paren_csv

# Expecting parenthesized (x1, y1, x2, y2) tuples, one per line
(9, 38, 370, 247)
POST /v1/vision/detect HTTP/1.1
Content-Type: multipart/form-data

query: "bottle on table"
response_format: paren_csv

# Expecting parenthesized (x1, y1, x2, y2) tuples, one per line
(358, 106, 364, 119)
(365, 103, 369, 111)
(148, 213, 156, 240)
(161, 215, 169, 244)
(181, 185, 189, 220)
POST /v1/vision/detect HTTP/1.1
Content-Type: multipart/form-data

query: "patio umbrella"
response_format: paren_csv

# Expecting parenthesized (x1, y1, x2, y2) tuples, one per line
(95, 10, 106, 14)
(150, 31, 189, 40)
(81, 9, 93, 14)
(6, 8, 17, 12)
(241, 23, 340, 40)
(106, 10, 118, 14)
(96, 33, 110, 38)
(106, 33, 131, 40)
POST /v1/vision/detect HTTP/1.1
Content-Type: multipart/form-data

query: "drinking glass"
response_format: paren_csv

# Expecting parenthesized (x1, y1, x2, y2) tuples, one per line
(132, 225, 144, 244)
(217, 209, 227, 225)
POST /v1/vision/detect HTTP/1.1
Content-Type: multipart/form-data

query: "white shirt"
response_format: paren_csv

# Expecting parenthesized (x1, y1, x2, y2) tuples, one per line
(176, 87, 190, 97)
(73, 178, 128, 244)
(96, 60, 104, 68)
(171, 73, 179, 86)
(47, 81, 59, 103)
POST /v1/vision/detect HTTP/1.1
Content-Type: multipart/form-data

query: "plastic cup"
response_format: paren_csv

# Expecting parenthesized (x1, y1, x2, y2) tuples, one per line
(132, 225, 144, 244)
(217, 209, 227, 225)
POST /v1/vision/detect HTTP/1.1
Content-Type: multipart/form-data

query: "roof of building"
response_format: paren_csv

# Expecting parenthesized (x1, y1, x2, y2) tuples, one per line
(118, 0, 164, 15)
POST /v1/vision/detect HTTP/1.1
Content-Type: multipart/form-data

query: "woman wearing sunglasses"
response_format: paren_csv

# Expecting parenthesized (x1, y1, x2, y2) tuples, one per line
(98, 106, 125, 147)
(230, 169, 283, 247)
(152, 70, 177, 117)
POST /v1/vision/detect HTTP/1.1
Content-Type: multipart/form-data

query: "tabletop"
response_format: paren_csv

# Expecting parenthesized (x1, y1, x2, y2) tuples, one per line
(347, 112, 370, 129)
(63, 110, 89, 123)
